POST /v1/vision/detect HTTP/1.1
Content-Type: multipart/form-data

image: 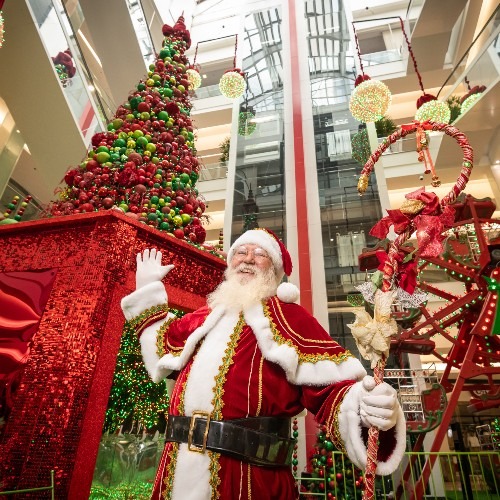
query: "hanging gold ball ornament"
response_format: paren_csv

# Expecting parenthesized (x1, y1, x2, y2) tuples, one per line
(349, 79, 392, 123)
(219, 70, 246, 99)
(460, 92, 482, 115)
(186, 68, 202, 90)
(415, 99, 451, 124)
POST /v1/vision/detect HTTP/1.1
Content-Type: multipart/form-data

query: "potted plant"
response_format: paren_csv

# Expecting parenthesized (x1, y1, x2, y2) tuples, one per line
(375, 115, 400, 152)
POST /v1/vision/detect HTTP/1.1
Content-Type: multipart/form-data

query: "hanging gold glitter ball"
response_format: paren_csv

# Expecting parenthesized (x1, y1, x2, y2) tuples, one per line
(349, 78, 392, 123)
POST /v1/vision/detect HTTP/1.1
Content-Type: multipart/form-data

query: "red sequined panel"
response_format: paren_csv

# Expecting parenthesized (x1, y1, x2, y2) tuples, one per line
(0, 212, 224, 498)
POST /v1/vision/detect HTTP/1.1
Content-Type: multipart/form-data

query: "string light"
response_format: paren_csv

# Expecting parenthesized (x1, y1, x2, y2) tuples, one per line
(219, 70, 246, 99)
(186, 68, 202, 90)
(460, 92, 482, 115)
(415, 99, 451, 124)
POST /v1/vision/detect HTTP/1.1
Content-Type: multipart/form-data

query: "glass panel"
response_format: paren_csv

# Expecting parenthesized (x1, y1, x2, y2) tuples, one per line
(230, 7, 286, 243)
(26, 0, 104, 143)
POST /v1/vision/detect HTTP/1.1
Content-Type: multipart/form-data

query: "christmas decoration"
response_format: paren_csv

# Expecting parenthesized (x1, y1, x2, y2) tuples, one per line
(52, 49, 76, 88)
(301, 425, 364, 499)
(460, 79, 486, 116)
(353, 120, 475, 499)
(349, 23, 391, 122)
(90, 480, 153, 499)
(0, 212, 225, 498)
(104, 307, 184, 432)
(47, 17, 209, 246)
(351, 128, 371, 166)
(186, 68, 202, 90)
(219, 69, 246, 99)
(415, 98, 451, 124)
(349, 77, 392, 123)
(238, 110, 256, 136)
(0, 194, 32, 224)
(219, 34, 246, 99)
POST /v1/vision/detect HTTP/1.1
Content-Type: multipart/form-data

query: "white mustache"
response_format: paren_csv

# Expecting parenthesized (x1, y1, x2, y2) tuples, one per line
(236, 264, 258, 274)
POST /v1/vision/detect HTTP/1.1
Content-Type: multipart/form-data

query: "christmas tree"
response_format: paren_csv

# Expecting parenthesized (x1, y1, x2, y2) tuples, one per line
(302, 425, 364, 499)
(48, 16, 207, 245)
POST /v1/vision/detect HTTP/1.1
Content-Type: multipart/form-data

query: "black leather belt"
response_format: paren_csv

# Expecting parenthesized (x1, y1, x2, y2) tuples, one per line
(165, 412, 295, 467)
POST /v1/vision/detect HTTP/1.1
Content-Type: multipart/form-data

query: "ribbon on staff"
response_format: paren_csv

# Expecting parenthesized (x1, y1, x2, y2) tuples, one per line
(370, 188, 455, 258)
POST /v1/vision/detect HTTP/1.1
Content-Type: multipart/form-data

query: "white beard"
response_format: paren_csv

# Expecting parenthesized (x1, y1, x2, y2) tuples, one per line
(207, 264, 279, 311)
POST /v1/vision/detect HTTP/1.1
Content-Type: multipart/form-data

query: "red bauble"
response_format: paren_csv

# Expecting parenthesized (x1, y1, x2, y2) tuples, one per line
(79, 203, 94, 213)
(173, 228, 185, 239)
(102, 197, 114, 209)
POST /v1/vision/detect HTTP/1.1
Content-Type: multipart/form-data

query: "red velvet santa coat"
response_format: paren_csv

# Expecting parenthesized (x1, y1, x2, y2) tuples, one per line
(121, 282, 406, 500)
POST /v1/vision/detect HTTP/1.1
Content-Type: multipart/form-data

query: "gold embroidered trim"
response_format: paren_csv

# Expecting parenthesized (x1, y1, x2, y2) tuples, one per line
(325, 385, 351, 455)
(247, 463, 252, 499)
(262, 301, 354, 364)
(209, 451, 222, 500)
(129, 303, 169, 335)
(207, 314, 244, 498)
(211, 314, 244, 419)
(162, 442, 178, 500)
(156, 316, 178, 358)
(271, 298, 337, 344)
(256, 357, 263, 416)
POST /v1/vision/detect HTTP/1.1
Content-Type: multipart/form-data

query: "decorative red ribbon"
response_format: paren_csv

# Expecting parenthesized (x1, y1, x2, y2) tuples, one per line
(400, 120, 433, 133)
(370, 188, 455, 258)
(376, 250, 418, 294)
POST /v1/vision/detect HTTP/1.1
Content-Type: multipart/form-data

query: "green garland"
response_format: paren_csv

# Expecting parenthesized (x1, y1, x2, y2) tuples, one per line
(104, 308, 185, 432)
(90, 481, 152, 499)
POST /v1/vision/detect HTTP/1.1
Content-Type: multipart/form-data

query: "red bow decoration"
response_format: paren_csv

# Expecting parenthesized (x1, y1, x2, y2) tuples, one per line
(376, 250, 418, 294)
(370, 188, 455, 258)
(400, 120, 433, 133)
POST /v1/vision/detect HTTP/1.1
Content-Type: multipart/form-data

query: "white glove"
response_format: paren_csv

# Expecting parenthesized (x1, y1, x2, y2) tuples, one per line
(359, 376, 398, 432)
(136, 248, 174, 290)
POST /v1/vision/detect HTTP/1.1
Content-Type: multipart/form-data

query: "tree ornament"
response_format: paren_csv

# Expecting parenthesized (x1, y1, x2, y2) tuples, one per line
(219, 69, 246, 99)
(219, 34, 246, 99)
(186, 68, 202, 90)
(46, 17, 209, 246)
(349, 24, 391, 123)
(238, 110, 256, 136)
(349, 77, 391, 123)
(460, 81, 486, 116)
(415, 97, 451, 124)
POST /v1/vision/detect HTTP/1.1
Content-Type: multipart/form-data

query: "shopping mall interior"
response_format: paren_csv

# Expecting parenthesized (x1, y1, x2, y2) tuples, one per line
(0, 0, 499, 498)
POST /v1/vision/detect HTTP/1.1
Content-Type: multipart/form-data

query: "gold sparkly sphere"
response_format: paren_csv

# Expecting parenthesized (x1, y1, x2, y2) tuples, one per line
(186, 68, 202, 90)
(460, 93, 482, 116)
(219, 71, 246, 99)
(349, 79, 392, 123)
(415, 100, 451, 124)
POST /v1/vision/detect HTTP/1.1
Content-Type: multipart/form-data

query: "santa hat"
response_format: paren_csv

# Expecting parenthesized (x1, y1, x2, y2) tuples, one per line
(227, 229, 299, 303)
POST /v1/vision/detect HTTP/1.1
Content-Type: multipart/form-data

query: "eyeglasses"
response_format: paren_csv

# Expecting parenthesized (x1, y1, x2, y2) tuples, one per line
(234, 246, 270, 260)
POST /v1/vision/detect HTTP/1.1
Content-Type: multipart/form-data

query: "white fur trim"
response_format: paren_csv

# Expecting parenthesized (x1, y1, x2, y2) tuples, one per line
(277, 282, 300, 303)
(171, 443, 211, 500)
(156, 305, 226, 375)
(139, 312, 177, 383)
(227, 230, 284, 276)
(338, 382, 407, 475)
(121, 281, 168, 321)
(243, 303, 366, 385)
(171, 310, 240, 500)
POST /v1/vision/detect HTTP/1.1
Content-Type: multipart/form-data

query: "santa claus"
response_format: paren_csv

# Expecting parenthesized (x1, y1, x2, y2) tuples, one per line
(121, 228, 406, 499)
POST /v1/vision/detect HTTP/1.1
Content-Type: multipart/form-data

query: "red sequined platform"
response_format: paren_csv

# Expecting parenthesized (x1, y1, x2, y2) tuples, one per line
(0, 211, 225, 498)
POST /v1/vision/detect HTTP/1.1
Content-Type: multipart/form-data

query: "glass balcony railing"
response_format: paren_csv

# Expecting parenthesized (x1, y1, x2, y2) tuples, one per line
(438, 4, 500, 112)
(193, 83, 223, 99)
(26, 0, 104, 141)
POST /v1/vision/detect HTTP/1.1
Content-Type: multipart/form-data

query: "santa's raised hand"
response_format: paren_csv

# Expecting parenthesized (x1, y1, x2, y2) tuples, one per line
(136, 248, 174, 290)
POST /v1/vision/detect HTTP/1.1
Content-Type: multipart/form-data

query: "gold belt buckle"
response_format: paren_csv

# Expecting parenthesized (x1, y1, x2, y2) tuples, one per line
(188, 411, 211, 453)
